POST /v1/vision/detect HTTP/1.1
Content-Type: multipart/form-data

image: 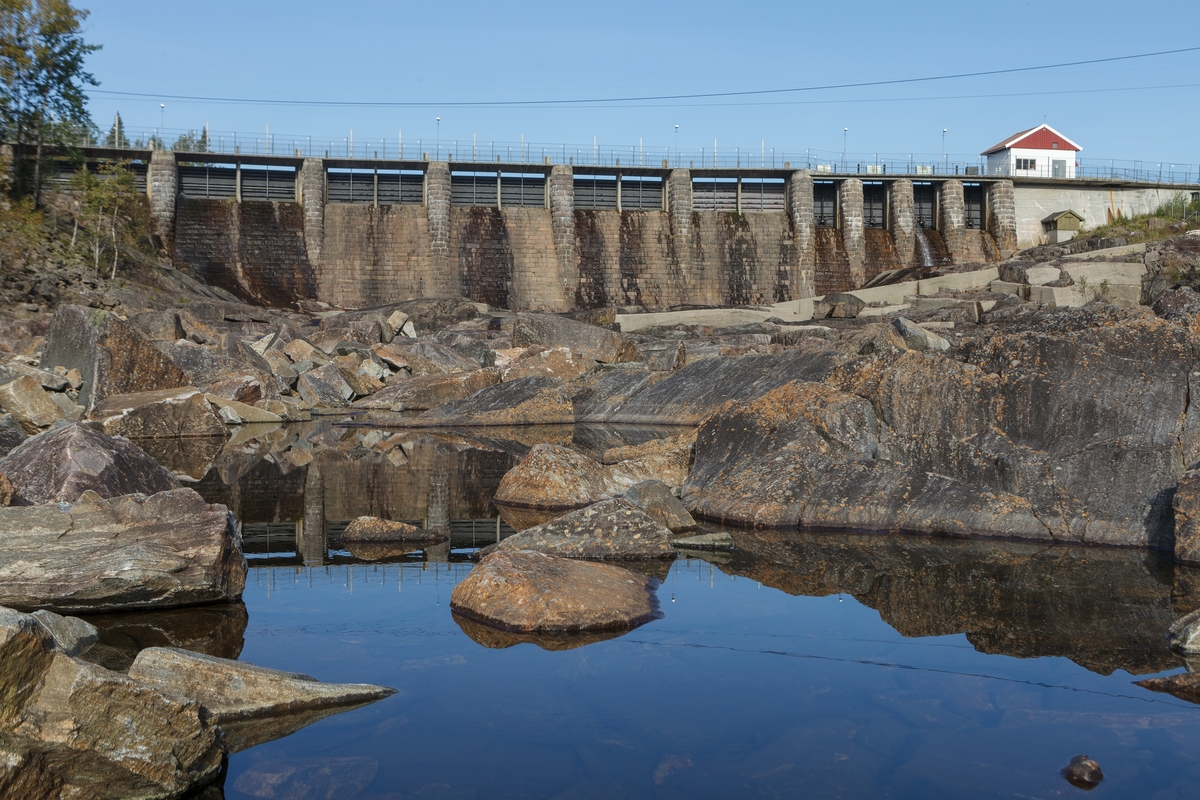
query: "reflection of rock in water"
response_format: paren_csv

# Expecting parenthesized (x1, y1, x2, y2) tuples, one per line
(220, 699, 388, 754)
(79, 602, 248, 671)
(136, 435, 227, 481)
(496, 504, 569, 532)
(718, 528, 1188, 675)
(453, 612, 642, 651)
(299, 462, 326, 566)
(232, 757, 378, 800)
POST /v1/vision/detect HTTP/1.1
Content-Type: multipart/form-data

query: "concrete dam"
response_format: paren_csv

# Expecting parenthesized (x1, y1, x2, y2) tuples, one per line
(109, 148, 1189, 312)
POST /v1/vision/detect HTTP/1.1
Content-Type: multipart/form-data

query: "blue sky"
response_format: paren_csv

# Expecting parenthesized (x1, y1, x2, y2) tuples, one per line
(81, 0, 1200, 167)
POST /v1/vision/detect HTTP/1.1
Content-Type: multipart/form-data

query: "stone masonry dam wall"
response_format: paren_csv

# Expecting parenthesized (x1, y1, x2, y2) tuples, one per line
(144, 151, 1187, 312)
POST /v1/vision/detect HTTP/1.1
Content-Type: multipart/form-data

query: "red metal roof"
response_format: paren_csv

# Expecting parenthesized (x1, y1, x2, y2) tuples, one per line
(983, 124, 1081, 155)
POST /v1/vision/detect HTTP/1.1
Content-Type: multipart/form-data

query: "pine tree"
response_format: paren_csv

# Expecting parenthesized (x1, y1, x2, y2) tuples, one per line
(105, 111, 128, 148)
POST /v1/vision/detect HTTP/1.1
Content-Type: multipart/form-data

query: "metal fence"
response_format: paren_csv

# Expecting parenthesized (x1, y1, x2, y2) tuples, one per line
(32, 125, 1200, 186)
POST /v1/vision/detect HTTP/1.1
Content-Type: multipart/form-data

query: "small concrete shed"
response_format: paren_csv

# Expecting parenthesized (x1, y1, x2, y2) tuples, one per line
(1042, 210, 1085, 244)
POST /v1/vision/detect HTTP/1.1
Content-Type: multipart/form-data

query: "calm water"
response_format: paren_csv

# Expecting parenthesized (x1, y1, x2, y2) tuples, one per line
(118, 422, 1200, 798)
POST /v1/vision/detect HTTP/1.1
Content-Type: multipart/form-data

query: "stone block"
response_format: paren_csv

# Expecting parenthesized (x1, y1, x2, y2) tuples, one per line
(1025, 265, 1062, 285)
(0, 376, 66, 433)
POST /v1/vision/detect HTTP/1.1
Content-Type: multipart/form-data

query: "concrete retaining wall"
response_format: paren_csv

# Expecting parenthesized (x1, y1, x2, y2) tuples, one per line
(1012, 182, 1179, 248)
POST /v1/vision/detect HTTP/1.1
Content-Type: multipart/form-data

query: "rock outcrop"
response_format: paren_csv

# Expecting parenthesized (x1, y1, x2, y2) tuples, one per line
(352, 368, 501, 411)
(0, 423, 179, 505)
(512, 313, 637, 364)
(40, 305, 190, 410)
(450, 549, 661, 633)
(623, 480, 696, 533)
(0, 489, 246, 613)
(496, 499, 677, 560)
(398, 376, 573, 427)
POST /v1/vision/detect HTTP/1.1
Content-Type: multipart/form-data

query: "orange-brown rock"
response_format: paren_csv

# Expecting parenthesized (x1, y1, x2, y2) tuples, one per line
(340, 516, 447, 544)
(353, 368, 501, 411)
(512, 313, 637, 365)
(91, 387, 229, 439)
(450, 549, 660, 633)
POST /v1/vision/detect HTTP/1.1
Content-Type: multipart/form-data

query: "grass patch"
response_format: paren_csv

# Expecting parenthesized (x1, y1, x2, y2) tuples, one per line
(1085, 192, 1200, 244)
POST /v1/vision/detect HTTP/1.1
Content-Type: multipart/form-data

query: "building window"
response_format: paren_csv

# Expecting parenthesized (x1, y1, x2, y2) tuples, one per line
(1016, 158, 1036, 170)
(1051, 142, 1059, 149)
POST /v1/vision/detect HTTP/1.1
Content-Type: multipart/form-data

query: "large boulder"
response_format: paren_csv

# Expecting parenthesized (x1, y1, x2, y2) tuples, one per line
(0, 423, 179, 505)
(0, 607, 224, 797)
(0, 488, 246, 613)
(494, 435, 695, 512)
(296, 363, 354, 409)
(156, 338, 279, 400)
(496, 499, 676, 560)
(450, 549, 660, 633)
(623, 480, 696, 533)
(353, 368, 501, 411)
(398, 376, 573, 427)
(39, 305, 189, 411)
(512, 313, 638, 364)
(340, 516, 446, 544)
(683, 306, 1199, 548)
(128, 647, 395, 722)
(90, 387, 229, 439)
(0, 376, 65, 434)
(1143, 234, 1200, 300)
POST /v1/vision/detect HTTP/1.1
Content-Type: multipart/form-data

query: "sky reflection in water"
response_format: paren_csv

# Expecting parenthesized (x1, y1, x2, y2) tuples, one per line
(224, 547, 1200, 800)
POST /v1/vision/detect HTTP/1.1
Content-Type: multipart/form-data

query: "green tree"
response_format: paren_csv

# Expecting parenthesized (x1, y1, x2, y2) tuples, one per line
(68, 160, 150, 278)
(172, 127, 209, 153)
(104, 110, 128, 148)
(0, 0, 99, 204)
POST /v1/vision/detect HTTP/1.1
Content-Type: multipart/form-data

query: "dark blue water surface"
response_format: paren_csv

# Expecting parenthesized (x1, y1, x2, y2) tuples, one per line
(159, 422, 1200, 799)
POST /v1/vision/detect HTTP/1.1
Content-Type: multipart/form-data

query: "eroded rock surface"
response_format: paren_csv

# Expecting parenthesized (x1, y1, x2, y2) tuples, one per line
(497, 498, 676, 560)
(0, 489, 246, 613)
(400, 375, 573, 427)
(341, 516, 446, 544)
(91, 386, 229, 439)
(450, 549, 660, 633)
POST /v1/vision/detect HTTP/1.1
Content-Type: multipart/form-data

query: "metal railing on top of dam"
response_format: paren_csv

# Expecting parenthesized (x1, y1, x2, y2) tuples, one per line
(16, 125, 1200, 186)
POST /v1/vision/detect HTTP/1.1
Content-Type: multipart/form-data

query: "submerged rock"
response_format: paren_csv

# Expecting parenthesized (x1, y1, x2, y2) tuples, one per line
(232, 757, 379, 800)
(496, 499, 676, 560)
(341, 516, 447, 544)
(623, 480, 696, 533)
(0, 488, 246, 613)
(450, 549, 660, 633)
(0, 423, 179, 505)
(399, 375, 573, 427)
(39, 304, 190, 411)
(1061, 755, 1104, 788)
(128, 647, 395, 721)
(672, 531, 734, 551)
(91, 386, 229, 439)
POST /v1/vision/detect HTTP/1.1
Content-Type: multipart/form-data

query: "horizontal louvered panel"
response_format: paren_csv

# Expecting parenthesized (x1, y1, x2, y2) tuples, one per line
(739, 179, 786, 212)
(500, 175, 546, 208)
(620, 178, 662, 210)
(573, 177, 617, 210)
(451, 174, 498, 206)
(692, 179, 737, 211)
(240, 168, 296, 202)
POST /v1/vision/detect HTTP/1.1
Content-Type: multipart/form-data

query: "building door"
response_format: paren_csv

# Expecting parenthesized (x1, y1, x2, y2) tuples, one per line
(1052, 160, 1067, 179)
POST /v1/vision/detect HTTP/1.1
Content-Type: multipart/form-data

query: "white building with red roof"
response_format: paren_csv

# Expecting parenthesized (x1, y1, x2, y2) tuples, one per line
(982, 124, 1081, 179)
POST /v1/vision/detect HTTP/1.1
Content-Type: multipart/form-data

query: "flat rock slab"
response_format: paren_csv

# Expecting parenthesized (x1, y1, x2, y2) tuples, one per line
(0, 488, 246, 613)
(512, 313, 637, 364)
(30, 609, 99, 657)
(40, 304, 190, 411)
(341, 516, 447, 544)
(128, 647, 395, 722)
(567, 364, 656, 422)
(672, 532, 735, 551)
(450, 549, 660, 633)
(0, 423, 179, 505)
(91, 386, 229, 439)
(606, 347, 843, 425)
(352, 368, 501, 411)
(398, 375, 573, 427)
(497, 499, 676, 560)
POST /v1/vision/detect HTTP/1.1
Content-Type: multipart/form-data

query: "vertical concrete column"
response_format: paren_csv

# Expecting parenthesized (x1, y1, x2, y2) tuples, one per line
(939, 179, 968, 263)
(298, 463, 326, 566)
(147, 150, 177, 249)
(667, 168, 693, 262)
(299, 158, 325, 266)
(548, 165, 578, 310)
(987, 179, 1018, 257)
(426, 461, 450, 537)
(787, 171, 816, 298)
(889, 179, 915, 269)
(425, 161, 455, 298)
(839, 178, 866, 287)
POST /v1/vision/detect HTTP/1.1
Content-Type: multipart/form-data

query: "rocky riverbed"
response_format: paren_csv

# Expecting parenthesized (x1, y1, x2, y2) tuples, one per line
(4, 233, 1200, 795)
